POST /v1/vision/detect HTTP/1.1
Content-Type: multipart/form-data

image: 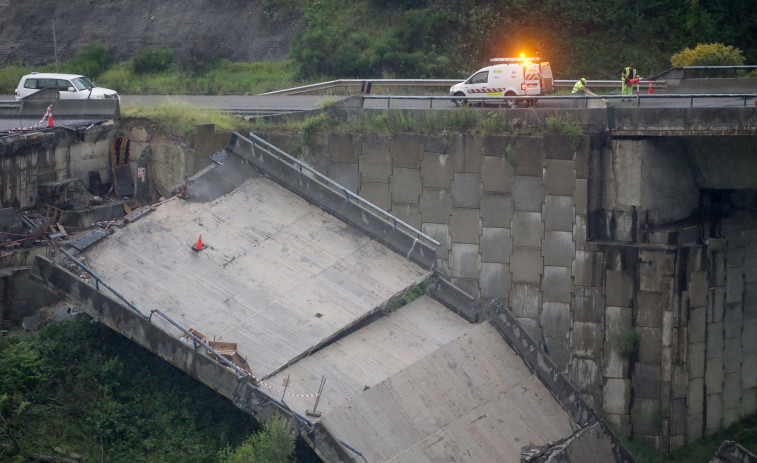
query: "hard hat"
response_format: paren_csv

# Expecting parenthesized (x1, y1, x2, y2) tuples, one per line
(581, 78, 587, 84)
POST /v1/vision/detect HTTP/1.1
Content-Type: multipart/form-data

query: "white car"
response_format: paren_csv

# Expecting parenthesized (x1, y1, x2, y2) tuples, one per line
(15, 72, 119, 101)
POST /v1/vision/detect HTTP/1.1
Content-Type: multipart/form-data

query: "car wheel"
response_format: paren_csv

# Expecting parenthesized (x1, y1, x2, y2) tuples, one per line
(453, 92, 467, 107)
(504, 91, 517, 108)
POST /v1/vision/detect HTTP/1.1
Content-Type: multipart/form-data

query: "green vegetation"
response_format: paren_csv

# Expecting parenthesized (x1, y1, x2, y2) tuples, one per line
(218, 414, 295, 463)
(612, 328, 641, 360)
(0, 315, 261, 462)
(121, 101, 255, 137)
(671, 42, 745, 67)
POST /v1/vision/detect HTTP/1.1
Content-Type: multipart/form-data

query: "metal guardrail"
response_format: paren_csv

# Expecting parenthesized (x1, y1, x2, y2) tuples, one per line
(248, 132, 441, 247)
(260, 78, 667, 96)
(359, 92, 757, 109)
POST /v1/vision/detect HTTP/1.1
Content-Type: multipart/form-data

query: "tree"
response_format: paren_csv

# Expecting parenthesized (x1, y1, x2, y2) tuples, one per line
(218, 414, 296, 463)
(670, 42, 745, 66)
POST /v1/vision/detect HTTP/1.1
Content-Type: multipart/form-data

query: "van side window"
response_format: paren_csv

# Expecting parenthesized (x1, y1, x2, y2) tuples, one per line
(23, 79, 38, 89)
(469, 71, 488, 85)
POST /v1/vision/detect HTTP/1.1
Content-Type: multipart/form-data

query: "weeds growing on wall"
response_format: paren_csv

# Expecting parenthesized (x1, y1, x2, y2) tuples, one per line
(611, 328, 641, 361)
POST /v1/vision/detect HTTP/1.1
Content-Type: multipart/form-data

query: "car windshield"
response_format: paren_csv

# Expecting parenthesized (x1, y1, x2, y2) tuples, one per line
(71, 77, 95, 91)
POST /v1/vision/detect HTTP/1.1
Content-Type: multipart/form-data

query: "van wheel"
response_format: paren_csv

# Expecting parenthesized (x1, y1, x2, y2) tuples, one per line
(504, 91, 517, 108)
(453, 92, 467, 107)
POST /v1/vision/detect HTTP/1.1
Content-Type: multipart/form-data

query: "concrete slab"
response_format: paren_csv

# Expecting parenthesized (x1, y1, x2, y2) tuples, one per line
(390, 167, 422, 204)
(81, 172, 430, 378)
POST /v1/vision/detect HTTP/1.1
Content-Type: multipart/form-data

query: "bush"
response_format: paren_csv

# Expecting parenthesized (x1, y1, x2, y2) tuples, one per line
(670, 43, 745, 67)
(65, 43, 112, 78)
(131, 48, 174, 74)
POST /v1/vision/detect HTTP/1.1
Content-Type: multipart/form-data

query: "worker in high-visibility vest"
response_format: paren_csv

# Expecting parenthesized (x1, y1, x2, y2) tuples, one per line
(572, 78, 588, 94)
(621, 64, 638, 99)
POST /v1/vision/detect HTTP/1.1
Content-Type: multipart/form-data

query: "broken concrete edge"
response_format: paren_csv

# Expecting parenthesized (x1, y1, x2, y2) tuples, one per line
(427, 275, 480, 323)
(226, 132, 437, 270)
(487, 299, 635, 463)
(713, 440, 757, 463)
(28, 255, 355, 463)
(0, 98, 121, 121)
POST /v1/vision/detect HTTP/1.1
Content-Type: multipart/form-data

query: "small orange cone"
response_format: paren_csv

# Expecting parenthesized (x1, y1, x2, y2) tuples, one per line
(193, 234, 203, 251)
(47, 105, 54, 127)
(648, 80, 654, 95)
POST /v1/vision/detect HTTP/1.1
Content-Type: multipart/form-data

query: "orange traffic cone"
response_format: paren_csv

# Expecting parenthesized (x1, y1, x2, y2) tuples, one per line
(192, 234, 203, 251)
(47, 105, 54, 127)
(648, 80, 654, 95)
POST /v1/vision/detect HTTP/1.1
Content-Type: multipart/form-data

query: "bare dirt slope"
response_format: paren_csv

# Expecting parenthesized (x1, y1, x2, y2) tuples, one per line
(0, 0, 300, 67)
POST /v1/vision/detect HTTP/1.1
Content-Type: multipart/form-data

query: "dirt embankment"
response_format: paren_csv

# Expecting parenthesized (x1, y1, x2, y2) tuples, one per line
(0, 0, 300, 67)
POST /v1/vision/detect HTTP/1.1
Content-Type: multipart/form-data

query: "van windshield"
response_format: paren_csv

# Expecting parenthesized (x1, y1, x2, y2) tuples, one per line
(71, 77, 96, 91)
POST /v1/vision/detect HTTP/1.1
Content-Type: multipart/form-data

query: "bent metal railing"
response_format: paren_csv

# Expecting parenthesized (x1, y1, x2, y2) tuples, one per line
(56, 245, 370, 461)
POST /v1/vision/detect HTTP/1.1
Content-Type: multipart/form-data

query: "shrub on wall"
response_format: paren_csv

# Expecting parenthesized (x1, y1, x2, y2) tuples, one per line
(670, 43, 745, 67)
(132, 48, 174, 74)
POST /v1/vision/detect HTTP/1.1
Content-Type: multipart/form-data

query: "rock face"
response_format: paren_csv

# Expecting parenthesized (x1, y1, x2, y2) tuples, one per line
(0, 0, 300, 66)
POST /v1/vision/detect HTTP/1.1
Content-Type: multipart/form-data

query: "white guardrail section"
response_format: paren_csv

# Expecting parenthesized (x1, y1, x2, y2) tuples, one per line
(260, 79, 667, 96)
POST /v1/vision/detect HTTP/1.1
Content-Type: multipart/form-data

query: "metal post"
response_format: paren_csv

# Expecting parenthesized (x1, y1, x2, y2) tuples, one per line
(307, 375, 326, 417)
(51, 19, 59, 73)
(281, 374, 290, 402)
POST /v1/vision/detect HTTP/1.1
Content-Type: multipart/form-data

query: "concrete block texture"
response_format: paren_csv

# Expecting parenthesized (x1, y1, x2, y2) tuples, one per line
(706, 322, 724, 359)
(482, 155, 515, 193)
(574, 214, 587, 250)
(481, 227, 512, 263)
(637, 291, 664, 328)
(706, 392, 723, 435)
(723, 373, 741, 410)
(633, 363, 661, 399)
(541, 302, 571, 337)
(745, 247, 757, 283)
(690, 306, 706, 344)
(573, 286, 603, 323)
(605, 270, 634, 308)
(544, 133, 576, 160)
(688, 377, 705, 415)
(481, 192, 513, 228)
(451, 277, 479, 299)
(449, 208, 481, 244)
(640, 249, 676, 292)
(605, 349, 629, 380)
(568, 358, 600, 393)
(543, 230, 575, 267)
(329, 132, 361, 163)
(389, 167, 422, 204)
(449, 243, 480, 280)
(744, 353, 757, 389)
(636, 326, 662, 363)
(573, 250, 603, 287)
(705, 357, 724, 394)
(511, 247, 543, 283)
(422, 223, 451, 260)
(480, 262, 510, 299)
(690, 341, 706, 382)
(671, 398, 687, 436)
(516, 316, 541, 342)
(689, 271, 709, 308)
(726, 266, 744, 304)
(363, 133, 391, 149)
(743, 387, 757, 417)
(359, 150, 392, 183)
(390, 203, 421, 229)
(513, 137, 544, 177)
(451, 172, 483, 209)
(544, 159, 577, 196)
(510, 282, 542, 318)
(575, 136, 591, 179)
(390, 134, 423, 168)
(687, 413, 704, 443)
(544, 195, 574, 232)
(603, 378, 631, 414)
(710, 287, 725, 324)
(725, 302, 743, 339)
(458, 133, 485, 173)
(744, 317, 757, 354)
(359, 182, 391, 211)
(574, 179, 588, 216)
(543, 266, 573, 303)
(420, 152, 454, 188)
(329, 162, 360, 194)
(571, 321, 603, 358)
(745, 283, 757, 319)
(419, 188, 453, 224)
(724, 337, 742, 375)
(422, 134, 454, 154)
(512, 211, 544, 247)
(631, 398, 661, 436)
(512, 175, 545, 212)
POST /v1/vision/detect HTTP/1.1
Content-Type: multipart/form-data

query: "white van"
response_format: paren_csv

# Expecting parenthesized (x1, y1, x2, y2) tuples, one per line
(15, 73, 120, 101)
(449, 57, 554, 107)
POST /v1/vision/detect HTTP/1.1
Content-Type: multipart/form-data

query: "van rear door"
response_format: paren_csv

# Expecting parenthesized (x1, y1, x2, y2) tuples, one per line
(524, 63, 542, 96)
(540, 62, 554, 93)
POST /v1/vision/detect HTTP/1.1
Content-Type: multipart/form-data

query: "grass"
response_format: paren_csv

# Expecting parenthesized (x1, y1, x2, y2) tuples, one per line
(121, 101, 255, 137)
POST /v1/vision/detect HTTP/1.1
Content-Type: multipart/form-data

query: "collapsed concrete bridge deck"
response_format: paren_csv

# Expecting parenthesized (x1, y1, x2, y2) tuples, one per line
(31, 132, 632, 462)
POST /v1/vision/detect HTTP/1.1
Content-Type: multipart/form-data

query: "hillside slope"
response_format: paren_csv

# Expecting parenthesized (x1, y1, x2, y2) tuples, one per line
(0, 0, 300, 67)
